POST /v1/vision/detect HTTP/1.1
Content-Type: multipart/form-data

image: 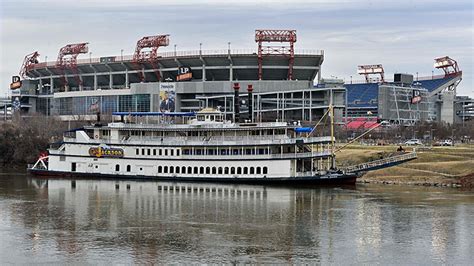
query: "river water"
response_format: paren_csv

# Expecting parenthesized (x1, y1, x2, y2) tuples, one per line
(0, 171, 473, 264)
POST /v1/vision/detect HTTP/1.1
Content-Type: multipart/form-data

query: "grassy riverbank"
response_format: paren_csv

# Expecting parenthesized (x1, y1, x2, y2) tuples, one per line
(336, 144, 474, 187)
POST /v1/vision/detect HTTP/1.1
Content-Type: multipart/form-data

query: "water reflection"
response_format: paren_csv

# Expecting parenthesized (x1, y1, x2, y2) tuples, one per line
(0, 175, 473, 264)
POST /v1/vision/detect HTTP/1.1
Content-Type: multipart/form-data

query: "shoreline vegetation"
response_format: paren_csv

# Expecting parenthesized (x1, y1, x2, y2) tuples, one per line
(0, 116, 472, 188)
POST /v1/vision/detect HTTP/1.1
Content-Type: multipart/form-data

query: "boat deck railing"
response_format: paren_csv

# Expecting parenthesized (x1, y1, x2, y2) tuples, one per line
(64, 136, 332, 146)
(342, 152, 417, 174)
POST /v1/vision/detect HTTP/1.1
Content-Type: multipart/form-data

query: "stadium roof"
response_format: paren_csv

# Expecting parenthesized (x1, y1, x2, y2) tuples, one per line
(25, 49, 323, 83)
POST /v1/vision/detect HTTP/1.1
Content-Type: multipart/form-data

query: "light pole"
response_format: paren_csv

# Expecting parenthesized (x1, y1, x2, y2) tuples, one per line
(416, 72, 418, 81)
(174, 44, 177, 57)
(45, 55, 48, 63)
(432, 70, 434, 79)
(199, 43, 202, 56)
(89, 52, 92, 63)
(121, 49, 124, 61)
(228, 42, 231, 53)
(350, 75, 352, 84)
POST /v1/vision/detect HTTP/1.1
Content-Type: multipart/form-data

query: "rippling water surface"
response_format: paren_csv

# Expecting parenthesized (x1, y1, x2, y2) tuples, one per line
(0, 171, 473, 264)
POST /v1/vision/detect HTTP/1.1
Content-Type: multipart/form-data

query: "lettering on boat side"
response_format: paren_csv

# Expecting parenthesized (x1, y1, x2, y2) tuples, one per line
(88, 146, 124, 158)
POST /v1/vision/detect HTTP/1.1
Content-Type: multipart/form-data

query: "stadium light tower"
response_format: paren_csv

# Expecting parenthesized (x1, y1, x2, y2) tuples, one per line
(357, 64, 385, 83)
(255, 29, 297, 80)
(19, 51, 40, 78)
(133, 34, 170, 82)
(434, 56, 460, 76)
(56, 42, 89, 89)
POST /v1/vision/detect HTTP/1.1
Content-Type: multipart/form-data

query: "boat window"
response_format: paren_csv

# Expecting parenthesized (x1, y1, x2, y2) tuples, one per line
(127, 165, 131, 172)
(183, 149, 190, 155)
(194, 167, 198, 174)
(170, 167, 174, 174)
(237, 167, 242, 175)
(256, 167, 261, 174)
(206, 167, 210, 174)
(181, 166, 186, 174)
(220, 149, 227, 155)
(164, 166, 168, 173)
(246, 149, 252, 155)
(158, 166, 162, 173)
(231, 167, 235, 175)
(159, 149, 163, 156)
(233, 149, 239, 155)
(60, 156, 66, 161)
(258, 148, 265, 155)
(244, 167, 248, 174)
(115, 164, 120, 171)
(175, 166, 180, 174)
(196, 149, 202, 155)
(147, 149, 151, 156)
(224, 167, 229, 174)
(176, 150, 180, 156)
(102, 130, 110, 136)
(250, 167, 255, 174)
(212, 167, 217, 174)
(153, 149, 156, 156)
(200, 167, 204, 174)
(263, 167, 268, 174)
(165, 149, 168, 156)
(218, 167, 223, 175)
(170, 149, 174, 156)
(187, 166, 192, 174)
(136, 149, 139, 155)
(142, 149, 145, 155)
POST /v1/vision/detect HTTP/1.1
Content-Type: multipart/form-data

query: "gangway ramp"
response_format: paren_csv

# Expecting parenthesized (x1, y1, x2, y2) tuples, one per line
(343, 152, 417, 174)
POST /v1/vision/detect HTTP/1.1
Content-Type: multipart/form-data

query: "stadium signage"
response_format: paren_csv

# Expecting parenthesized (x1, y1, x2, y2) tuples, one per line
(177, 66, 192, 81)
(411, 90, 422, 104)
(100, 57, 115, 63)
(10, 76, 22, 90)
(89, 146, 124, 158)
(160, 82, 176, 91)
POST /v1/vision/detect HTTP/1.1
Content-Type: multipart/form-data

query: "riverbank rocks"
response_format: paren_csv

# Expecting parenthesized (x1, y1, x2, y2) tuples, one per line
(357, 178, 468, 189)
(459, 173, 474, 188)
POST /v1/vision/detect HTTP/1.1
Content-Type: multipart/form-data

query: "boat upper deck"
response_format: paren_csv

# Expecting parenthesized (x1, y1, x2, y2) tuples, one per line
(84, 121, 296, 132)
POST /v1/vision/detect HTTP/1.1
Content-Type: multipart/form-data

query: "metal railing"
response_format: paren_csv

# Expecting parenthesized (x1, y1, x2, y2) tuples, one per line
(343, 152, 417, 173)
(31, 49, 324, 69)
(66, 135, 332, 146)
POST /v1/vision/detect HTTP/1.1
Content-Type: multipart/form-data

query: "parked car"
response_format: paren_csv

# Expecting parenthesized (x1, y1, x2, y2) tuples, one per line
(442, 139, 453, 146)
(404, 139, 422, 145)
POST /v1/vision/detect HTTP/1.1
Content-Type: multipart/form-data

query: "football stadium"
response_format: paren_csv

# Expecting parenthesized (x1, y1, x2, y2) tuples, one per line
(8, 30, 473, 125)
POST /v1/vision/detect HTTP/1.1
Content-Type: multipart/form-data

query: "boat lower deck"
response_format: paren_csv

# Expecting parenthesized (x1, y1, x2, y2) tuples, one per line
(28, 169, 359, 186)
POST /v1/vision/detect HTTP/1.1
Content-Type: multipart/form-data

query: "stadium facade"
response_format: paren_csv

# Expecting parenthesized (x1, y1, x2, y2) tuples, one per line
(341, 58, 467, 126)
(9, 31, 472, 125)
(12, 30, 348, 123)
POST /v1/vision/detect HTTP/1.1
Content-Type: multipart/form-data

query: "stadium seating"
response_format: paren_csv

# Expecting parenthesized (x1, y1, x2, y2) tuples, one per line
(344, 76, 456, 109)
(413, 76, 455, 92)
(345, 83, 379, 107)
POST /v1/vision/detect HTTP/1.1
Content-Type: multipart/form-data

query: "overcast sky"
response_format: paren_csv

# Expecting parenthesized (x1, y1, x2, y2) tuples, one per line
(1, 0, 472, 97)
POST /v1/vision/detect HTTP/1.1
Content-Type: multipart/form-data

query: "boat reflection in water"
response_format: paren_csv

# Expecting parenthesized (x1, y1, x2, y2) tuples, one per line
(12, 177, 472, 264)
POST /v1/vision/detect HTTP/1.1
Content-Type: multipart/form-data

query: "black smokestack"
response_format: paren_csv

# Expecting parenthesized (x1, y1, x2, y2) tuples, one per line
(233, 82, 240, 123)
(247, 84, 253, 122)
